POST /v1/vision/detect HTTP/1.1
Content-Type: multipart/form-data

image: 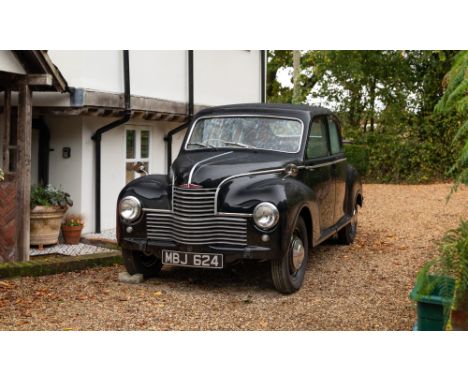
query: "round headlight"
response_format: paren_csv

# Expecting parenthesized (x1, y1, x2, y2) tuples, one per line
(119, 196, 141, 222)
(253, 202, 279, 230)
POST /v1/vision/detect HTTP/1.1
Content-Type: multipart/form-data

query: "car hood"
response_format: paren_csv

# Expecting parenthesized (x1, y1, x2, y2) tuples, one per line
(172, 150, 298, 187)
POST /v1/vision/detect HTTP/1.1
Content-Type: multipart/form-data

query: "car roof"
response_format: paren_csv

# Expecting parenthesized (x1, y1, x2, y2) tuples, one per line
(196, 103, 332, 119)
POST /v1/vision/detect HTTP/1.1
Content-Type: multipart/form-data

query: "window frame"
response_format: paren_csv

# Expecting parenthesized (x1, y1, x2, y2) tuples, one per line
(183, 114, 305, 154)
(304, 115, 331, 161)
(327, 115, 344, 155)
(124, 126, 151, 184)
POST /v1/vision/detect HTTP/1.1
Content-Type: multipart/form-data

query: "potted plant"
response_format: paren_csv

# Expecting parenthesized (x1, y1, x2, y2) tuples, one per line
(30, 185, 73, 249)
(61, 214, 84, 245)
(411, 220, 468, 330)
(410, 264, 455, 331)
(443, 220, 468, 330)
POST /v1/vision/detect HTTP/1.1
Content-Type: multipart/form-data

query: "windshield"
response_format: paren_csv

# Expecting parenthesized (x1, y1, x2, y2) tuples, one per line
(186, 117, 303, 153)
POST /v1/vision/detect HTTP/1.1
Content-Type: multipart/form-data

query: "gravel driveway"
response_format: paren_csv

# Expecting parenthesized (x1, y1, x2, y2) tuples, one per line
(1, 184, 467, 330)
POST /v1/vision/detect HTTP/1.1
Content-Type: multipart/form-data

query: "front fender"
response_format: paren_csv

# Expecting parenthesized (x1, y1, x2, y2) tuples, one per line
(218, 174, 319, 255)
(117, 174, 171, 210)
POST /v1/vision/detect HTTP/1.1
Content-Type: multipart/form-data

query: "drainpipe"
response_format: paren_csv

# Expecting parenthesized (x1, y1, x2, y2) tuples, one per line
(164, 50, 194, 174)
(91, 50, 131, 233)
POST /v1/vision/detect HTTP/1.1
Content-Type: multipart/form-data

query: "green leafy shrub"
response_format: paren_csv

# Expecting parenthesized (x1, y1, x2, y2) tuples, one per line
(349, 113, 461, 183)
(416, 220, 468, 312)
(435, 50, 468, 189)
(30, 184, 73, 209)
(344, 144, 369, 176)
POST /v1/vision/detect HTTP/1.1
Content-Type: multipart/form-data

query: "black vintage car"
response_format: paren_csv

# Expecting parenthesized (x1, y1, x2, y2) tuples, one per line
(117, 104, 363, 293)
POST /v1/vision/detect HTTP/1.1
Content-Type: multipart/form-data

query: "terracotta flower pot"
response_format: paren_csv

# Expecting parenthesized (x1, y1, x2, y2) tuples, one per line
(61, 225, 83, 245)
(30, 206, 67, 247)
(450, 309, 468, 330)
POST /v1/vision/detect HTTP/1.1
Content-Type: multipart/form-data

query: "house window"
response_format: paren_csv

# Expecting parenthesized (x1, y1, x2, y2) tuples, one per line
(125, 128, 150, 184)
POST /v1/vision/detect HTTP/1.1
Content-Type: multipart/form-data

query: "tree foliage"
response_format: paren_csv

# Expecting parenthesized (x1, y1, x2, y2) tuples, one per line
(435, 50, 468, 187)
(267, 50, 463, 183)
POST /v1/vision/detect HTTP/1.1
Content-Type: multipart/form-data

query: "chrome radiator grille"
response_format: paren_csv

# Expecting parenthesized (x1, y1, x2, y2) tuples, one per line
(146, 187, 247, 246)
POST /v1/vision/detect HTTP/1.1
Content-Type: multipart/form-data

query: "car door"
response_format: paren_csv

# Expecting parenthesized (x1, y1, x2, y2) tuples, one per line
(327, 116, 347, 225)
(302, 115, 335, 232)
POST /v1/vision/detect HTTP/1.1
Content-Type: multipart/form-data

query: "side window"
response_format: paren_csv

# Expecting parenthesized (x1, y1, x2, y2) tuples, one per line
(306, 117, 329, 159)
(328, 117, 343, 155)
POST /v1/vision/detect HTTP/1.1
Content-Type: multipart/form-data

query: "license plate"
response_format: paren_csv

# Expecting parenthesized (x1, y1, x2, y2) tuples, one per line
(161, 250, 223, 269)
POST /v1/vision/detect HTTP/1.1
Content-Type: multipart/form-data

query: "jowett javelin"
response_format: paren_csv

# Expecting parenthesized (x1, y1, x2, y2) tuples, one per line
(117, 103, 363, 293)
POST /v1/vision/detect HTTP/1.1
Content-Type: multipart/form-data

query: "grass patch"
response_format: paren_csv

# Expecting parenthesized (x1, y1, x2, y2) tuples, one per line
(0, 251, 122, 279)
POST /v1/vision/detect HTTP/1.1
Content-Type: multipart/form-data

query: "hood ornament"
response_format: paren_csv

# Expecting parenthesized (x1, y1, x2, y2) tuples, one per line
(180, 183, 202, 189)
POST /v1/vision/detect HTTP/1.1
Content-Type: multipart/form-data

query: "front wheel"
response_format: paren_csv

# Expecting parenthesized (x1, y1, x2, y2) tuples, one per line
(271, 216, 309, 294)
(122, 249, 162, 278)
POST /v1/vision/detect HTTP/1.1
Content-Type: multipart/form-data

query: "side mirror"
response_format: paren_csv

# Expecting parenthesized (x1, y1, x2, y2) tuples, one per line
(133, 162, 148, 176)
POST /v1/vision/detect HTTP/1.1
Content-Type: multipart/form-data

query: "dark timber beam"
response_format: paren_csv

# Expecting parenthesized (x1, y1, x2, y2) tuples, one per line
(27, 74, 53, 86)
(2, 90, 11, 172)
(16, 79, 33, 262)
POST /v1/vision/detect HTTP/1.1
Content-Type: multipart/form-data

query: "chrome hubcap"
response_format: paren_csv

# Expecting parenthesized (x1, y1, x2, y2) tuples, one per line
(291, 235, 305, 272)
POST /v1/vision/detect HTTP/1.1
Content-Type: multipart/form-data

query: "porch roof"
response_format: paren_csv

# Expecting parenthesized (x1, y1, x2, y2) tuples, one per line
(11, 50, 68, 92)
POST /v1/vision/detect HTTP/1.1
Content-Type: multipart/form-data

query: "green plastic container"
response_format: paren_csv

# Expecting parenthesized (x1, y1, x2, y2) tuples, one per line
(409, 275, 455, 331)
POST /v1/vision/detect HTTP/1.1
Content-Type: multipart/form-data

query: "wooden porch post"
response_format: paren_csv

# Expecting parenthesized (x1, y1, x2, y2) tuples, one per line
(15, 79, 32, 262)
(2, 90, 11, 171)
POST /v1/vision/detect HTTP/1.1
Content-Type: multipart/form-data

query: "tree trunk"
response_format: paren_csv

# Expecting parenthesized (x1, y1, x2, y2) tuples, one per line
(292, 50, 301, 104)
(369, 78, 376, 132)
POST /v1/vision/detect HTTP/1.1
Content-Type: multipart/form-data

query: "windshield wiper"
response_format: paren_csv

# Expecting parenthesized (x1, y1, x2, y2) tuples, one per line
(188, 142, 216, 148)
(221, 140, 254, 148)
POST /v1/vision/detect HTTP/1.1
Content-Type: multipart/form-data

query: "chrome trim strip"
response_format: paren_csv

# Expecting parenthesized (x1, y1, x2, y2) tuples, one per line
(217, 212, 253, 218)
(298, 157, 347, 171)
(147, 237, 247, 246)
(145, 210, 245, 222)
(147, 229, 246, 237)
(143, 208, 171, 213)
(184, 114, 305, 154)
(173, 206, 214, 213)
(187, 151, 233, 184)
(171, 172, 175, 212)
(147, 224, 246, 232)
(214, 167, 285, 213)
(331, 158, 347, 165)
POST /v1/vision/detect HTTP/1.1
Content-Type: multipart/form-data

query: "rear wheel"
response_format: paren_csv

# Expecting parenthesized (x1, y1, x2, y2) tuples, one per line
(271, 216, 309, 294)
(122, 249, 162, 278)
(338, 197, 359, 245)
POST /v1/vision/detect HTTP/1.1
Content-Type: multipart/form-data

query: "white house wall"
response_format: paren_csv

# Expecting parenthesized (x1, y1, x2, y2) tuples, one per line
(46, 115, 84, 217)
(129, 51, 187, 102)
(45, 50, 262, 106)
(48, 51, 124, 93)
(194, 50, 261, 105)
